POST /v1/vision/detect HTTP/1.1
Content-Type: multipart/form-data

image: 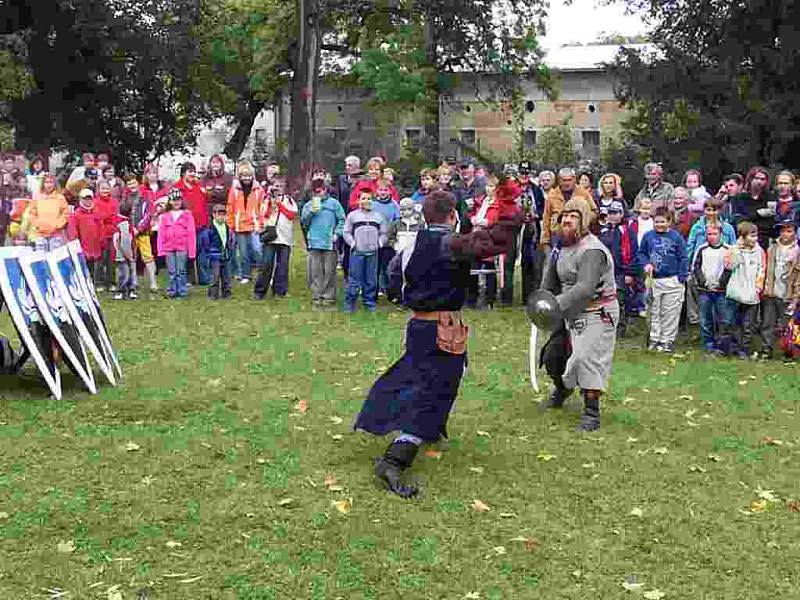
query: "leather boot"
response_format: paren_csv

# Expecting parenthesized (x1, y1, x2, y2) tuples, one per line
(374, 441, 419, 498)
(576, 390, 600, 432)
(542, 376, 573, 410)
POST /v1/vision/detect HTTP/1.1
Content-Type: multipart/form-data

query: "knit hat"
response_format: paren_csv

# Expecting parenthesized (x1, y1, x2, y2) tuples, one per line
(775, 216, 797, 231)
(561, 197, 593, 236)
(608, 200, 624, 213)
(399, 197, 414, 210)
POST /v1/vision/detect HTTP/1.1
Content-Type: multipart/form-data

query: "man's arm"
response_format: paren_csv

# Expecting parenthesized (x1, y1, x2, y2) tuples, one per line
(449, 215, 522, 260)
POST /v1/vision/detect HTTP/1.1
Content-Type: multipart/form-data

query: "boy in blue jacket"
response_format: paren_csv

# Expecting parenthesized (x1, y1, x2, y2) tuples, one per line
(201, 204, 237, 300)
(599, 201, 640, 337)
(638, 207, 689, 352)
(301, 179, 346, 306)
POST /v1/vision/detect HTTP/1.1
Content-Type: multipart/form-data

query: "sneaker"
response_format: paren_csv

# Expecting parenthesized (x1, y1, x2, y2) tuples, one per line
(660, 342, 674, 353)
(129, 291, 138, 300)
(638, 310, 648, 318)
(113, 293, 124, 300)
(648, 342, 661, 352)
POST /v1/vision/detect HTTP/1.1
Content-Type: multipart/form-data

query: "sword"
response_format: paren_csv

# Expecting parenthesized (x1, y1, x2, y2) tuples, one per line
(529, 323, 539, 392)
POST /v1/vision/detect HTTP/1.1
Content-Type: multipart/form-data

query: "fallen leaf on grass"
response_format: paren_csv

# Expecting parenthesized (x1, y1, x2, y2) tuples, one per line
(165, 541, 182, 549)
(642, 388, 651, 393)
(424, 449, 442, 459)
(277, 498, 296, 507)
(328, 416, 343, 425)
(346, 352, 359, 357)
(332, 498, 352, 514)
(57, 540, 75, 553)
(652, 446, 669, 455)
(162, 573, 189, 578)
(123, 441, 141, 452)
(330, 434, 343, 441)
(324, 475, 337, 487)
(492, 546, 506, 555)
(476, 430, 491, 437)
(629, 507, 644, 518)
(582, 462, 596, 469)
(738, 380, 747, 386)
(464, 593, 481, 599)
(295, 400, 308, 414)
(536, 452, 556, 462)
(684, 409, 697, 419)
(623, 396, 636, 404)
(756, 487, 780, 503)
(472, 499, 491, 512)
(179, 576, 203, 584)
(786, 499, 800, 513)
(626, 437, 639, 443)
(760, 436, 784, 446)
(749, 500, 768, 513)
(643, 590, 666, 600)
(678, 394, 694, 401)
(622, 581, 645, 592)
(468, 466, 484, 474)
(707, 454, 721, 462)
(499, 512, 517, 518)
(0, 511, 9, 520)
(658, 370, 669, 376)
(688, 465, 707, 473)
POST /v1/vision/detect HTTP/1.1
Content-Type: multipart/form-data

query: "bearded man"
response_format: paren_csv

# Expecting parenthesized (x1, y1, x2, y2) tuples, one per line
(531, 198, 619, 432)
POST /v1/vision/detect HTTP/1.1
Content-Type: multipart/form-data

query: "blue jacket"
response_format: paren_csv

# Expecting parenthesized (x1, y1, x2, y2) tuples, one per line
(300, 195, 346, 251)
(200, 222, 236, 262)
(411, 189, 428, 204)
(372, 196, 400, 225)
(599, 222, 640, 288)
(686, 217, 736, 263)
(637, 229, 688, 281)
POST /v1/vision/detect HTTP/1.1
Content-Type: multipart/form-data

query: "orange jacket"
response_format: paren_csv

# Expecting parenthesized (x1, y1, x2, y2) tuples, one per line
(226, 181, 265, 233)
(28, 191, 69, 237)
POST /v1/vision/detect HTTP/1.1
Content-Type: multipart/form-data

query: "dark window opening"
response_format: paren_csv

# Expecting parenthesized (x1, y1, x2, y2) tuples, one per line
(525, 100, 535, 113)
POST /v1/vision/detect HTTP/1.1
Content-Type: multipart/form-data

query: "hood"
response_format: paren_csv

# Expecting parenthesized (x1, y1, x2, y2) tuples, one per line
(562, 197, 593, 237)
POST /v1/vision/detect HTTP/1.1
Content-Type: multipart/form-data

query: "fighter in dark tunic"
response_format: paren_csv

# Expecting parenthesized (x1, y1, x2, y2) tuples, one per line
(532, 198, 619, 432)
(353, 190, 519, 497)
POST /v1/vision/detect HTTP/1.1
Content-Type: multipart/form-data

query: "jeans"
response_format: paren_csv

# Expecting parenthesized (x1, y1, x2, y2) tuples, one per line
(255, 243, 291, 297)
(34, 233, 66, 253)
(116, 260, 136, 293)
(499, 224, 521, 305)
(235, 231, 261, 279)
(698, 291, 732, 348)
(99, 244, 115, 289)
(345, 251, 378, 310)
(190, 228, 212, 285)
(308, 249, 338, 301)
(760, 296, 789, 351)
(730, 300, 759, 353)
(378, 246, 395, 292)
(166, 251, 188, 297)
(208, 259, 233, 299)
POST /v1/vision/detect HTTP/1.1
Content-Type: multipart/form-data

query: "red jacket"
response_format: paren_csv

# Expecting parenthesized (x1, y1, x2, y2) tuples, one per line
(67, 205, 104, 259)
(93, 194, 119, 241)
(139, 183, 169, 232)
(348, 178, 399, 210)
(174, 178, 209, 229)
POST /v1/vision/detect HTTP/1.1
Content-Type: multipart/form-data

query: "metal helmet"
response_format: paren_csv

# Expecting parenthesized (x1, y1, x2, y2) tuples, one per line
(525, 289, 565, 330)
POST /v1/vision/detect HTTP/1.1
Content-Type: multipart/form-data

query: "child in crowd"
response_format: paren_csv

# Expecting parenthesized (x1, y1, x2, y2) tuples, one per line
(7, 197, 31, 246)
(638, 208, 688, 352)
(28, 173, 69, 252)
(157, 188, 196, 299)
(301, 179, 346, 306)
(254, 176, 297, 299)
(685, 169, 711, 218)
(692, 222, 733, 353)
(631, 197, 654, 245)
(68, 188, 103, 283)
(599, 200, 639, 337)
(348, 158, 397, 210)
(670, 186, 697, 239)
(410, 168, 438, 205)
(124, 174, 157, 293)
(94, 179, 120, 291)
(226, 161, 264, 284)
(470, 175, 500, 308)
(372, 178, 400, 295)
(201, 203, 236, 300)
(387, 197, 423, 253)
(343, 189, 386, 312)
(725, 221, 765, 358)
(112, 201, 137, 300)
(760, 218, 798, 358)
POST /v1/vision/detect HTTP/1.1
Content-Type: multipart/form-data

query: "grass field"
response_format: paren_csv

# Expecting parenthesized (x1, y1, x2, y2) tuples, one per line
(1, 246, 799, 600)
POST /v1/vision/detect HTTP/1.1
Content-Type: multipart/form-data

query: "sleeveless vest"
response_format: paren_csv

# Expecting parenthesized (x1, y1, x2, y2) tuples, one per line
(556, 234, 617, 311)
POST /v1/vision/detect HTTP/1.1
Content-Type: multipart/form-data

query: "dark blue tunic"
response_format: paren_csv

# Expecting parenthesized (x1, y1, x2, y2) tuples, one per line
(354, 222, 515, 442)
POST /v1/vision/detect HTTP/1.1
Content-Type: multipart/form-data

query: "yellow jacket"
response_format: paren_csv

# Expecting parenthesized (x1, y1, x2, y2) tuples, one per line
(29, 191, 69, 237)
(541, 186, 596, 247)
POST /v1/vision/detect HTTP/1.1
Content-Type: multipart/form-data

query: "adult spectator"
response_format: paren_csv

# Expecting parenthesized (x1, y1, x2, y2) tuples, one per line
(596, 172, 626, 214)
(349, 157, 396, 210)
(633, 163, 675, 212)
(0, 155, 23, 244)
(226, 161, 264, 284)
(173, 162, 211, 285)
(201, 154, 233, 224)
(519, 161, 546, 303)
(102, 164, 125, 203)
(684, 168, 711, 218)
(334, 155, 362, 215)
(714, 173, 744, 222)
(453, 159, 486, 225)
(730, 166, 775, 250)
(540, 167, 596, 252)
(26, 155, 46, 196)
(67, 152, 95, 186)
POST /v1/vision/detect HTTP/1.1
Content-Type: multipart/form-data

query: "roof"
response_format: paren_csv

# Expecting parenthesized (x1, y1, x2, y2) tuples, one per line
(544, 44, 652, 71)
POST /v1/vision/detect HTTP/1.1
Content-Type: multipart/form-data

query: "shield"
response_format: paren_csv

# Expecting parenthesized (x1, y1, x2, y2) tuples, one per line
(0, 247, 62, 399)
(19, 251, 97, 394)
(67, 241, 122, 380)
(525, 289, 565, 331)
(47, 245, 116, 385)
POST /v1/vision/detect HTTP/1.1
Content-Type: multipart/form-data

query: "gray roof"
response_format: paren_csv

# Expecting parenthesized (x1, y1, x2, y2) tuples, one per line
(544, 44, 652, 71)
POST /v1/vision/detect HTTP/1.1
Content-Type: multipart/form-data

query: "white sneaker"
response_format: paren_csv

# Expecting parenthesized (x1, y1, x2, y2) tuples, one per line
(113, 293, 124, 300)
(129, 291, 138, 300)
(240, 278, 250, 284)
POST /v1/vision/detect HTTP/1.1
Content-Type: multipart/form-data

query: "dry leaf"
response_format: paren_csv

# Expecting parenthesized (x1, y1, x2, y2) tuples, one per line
(678, 394, 694, 401)
(756, 487, 780, 503)
(140, 475, 155, 486)
(0, 511, 9, 520)
(472, 499, 491, 512)
(57, 540, 76, 553)
(492, 546, 507, 555)
(786, 499, 800, 513)
(749, 499, 768, 513)
(524, 538, 539, 551)
(761, 436, 784, 446)
(179, 576, 203, 584)
(332, 498, 352, 514)
(468, 466, 484, 474)
(629, 507, 644, 518)
(329, 416, 343, 425)
(707, 454, 721, 462)
(643, 590, 666, 600)
(277, 498, 295, 507)
(424, 449, 442, 460)
(684, 409, 697, 419)
(324, 475, 337, 487)
(622, 581, 645, 592)
(327, 485, 344, 492)
(642, 387, 651, 393)
(738, 380, 747, 386)
(165, 541, 182, 549)
(346, 352, 359, 357)
(296, 400, 308, 414)
(476, 430, 491, 437)
(688, 465, 707, 473)
(537, 452, 556, 462)
(626, 437, 639, 443)
(658, 370, 669, 376)
(581, 462, 596, 469)
(652, 446, 669, 455)
(293, 426, 307, 432)
(123, 441, 141, 452)
(623, 396, 636, 404)
(256, 458, 266, 465)
(464, 593, 481, 600)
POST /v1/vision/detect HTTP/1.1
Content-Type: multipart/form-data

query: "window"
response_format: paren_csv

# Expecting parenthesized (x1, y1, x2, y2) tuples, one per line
(524, 129, 537, 149)
(332, 128, 347, 145)
(525, 100, 536, 113)
(405, 128, 422, 149)
(254, 128, 267, 143)
(582, 130, 600, 147)
(460, 129, 476, 146)
(587, 103, 597, 114)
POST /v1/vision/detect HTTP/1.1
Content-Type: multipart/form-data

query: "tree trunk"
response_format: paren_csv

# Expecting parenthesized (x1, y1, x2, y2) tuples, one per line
(422, 8, 440, 163)
(288, 0, 320, 189)
(224, 100, 266, 161)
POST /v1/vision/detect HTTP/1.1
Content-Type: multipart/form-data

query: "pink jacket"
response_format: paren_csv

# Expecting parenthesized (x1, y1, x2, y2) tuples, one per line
(157, 209, 197, 259)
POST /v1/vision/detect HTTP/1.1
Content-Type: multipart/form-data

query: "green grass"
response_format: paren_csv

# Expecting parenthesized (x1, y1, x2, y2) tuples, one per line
(1, 245, 800, 599)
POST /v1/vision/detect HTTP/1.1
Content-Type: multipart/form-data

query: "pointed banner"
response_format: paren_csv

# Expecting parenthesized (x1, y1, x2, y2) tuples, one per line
(19, 251, 97, 394)
(47, 246, 116, 386)
(0, 247, 61, 399)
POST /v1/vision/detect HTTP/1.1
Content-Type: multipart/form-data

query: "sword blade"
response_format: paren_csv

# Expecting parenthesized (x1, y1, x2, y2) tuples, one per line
(529, 323, 539, 393)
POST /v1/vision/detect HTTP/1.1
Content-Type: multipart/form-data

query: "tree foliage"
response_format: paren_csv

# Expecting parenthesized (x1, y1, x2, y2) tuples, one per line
(611, 0, 800, 184)
(532, 121, 576, 167)
(0, 0, 207, 169)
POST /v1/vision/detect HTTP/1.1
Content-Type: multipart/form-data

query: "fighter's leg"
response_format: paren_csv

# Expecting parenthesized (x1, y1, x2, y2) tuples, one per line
(576, 388, 601, 432)
(375, 432, 420, 498)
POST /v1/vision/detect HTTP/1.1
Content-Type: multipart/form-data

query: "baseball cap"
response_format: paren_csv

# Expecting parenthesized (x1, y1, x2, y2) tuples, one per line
(518, 161, 532, 174)
(609, 201, 625, 213)
(79, 188, 94, 199)
(85, 168, 98, 179)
